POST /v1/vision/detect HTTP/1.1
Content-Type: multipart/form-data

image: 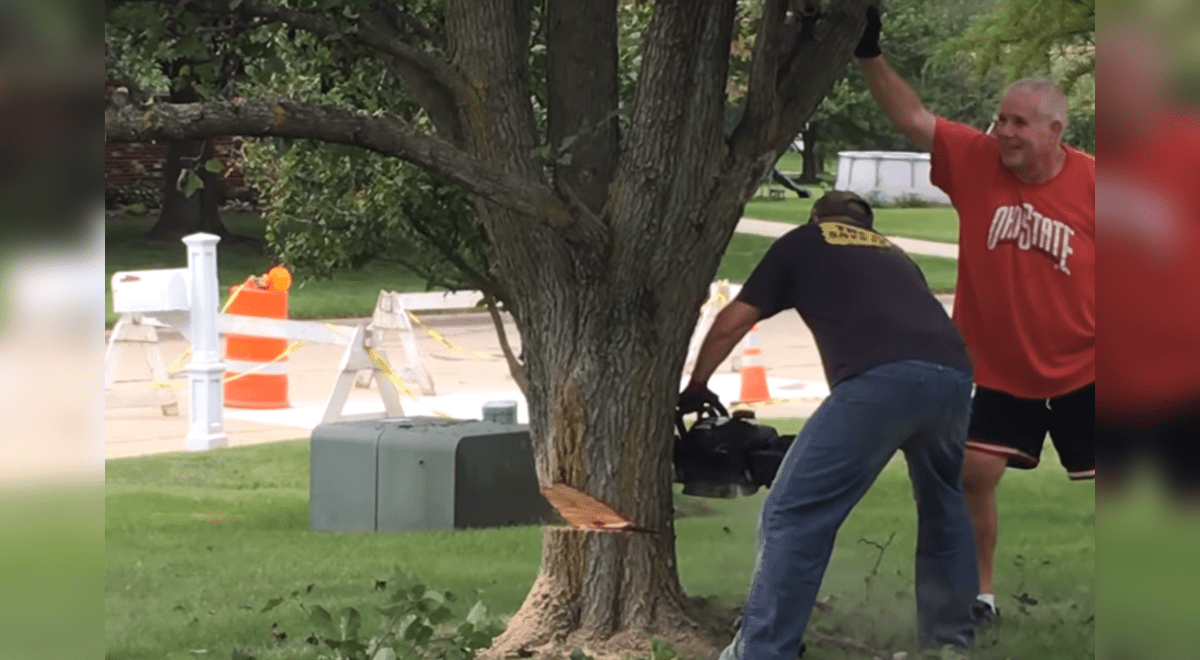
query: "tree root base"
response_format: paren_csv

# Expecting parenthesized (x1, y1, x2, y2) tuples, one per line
(480, 595, 741, 660)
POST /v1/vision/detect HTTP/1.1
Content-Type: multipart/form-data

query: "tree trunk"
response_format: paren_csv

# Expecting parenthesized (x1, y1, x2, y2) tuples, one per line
(146, 74, 237, 242)
(145, 136, 231, 240)
(799, 122, 821, 183)
(482, 201, 743, 659)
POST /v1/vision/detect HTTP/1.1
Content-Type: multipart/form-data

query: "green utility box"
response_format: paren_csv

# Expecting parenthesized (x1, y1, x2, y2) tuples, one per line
(309, 417, 554, 532)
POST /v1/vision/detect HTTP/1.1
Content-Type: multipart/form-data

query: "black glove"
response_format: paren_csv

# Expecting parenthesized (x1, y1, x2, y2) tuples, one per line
(677, 382, 721, 415)
(855, 5, 882, 59)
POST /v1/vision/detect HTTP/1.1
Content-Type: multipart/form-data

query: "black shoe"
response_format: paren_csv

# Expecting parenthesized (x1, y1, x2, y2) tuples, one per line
(971, 599, 999, 627)
(798, 641, 806, 657)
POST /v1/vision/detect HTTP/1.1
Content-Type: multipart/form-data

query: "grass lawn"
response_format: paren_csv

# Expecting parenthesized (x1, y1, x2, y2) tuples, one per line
(743, 196, 961, 245)
(719, 233, 958, 293)
(106, 418, 1093, 660)
(1097, 478, 1200, 659)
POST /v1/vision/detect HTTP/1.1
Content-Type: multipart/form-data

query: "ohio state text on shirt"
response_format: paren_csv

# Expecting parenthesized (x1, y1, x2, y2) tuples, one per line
(931, 117, 1095, 399)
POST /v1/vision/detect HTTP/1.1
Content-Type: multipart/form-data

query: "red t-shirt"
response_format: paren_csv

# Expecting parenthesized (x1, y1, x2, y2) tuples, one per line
(1096, 111, 1200, 420)
(931, 117, 1095, 399)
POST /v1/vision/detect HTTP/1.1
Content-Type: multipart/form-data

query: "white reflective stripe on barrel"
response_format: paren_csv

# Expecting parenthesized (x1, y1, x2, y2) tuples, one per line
(224, 359, 288, 375)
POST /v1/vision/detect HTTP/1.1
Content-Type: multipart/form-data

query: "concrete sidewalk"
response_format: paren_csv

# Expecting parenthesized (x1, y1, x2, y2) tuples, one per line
(736, 217, 959, 259)
(104, 293, 955, 461)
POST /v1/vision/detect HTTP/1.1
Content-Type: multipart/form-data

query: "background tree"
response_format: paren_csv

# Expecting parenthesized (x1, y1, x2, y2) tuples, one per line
(725, 1, 1010, 183)
(105, 0, 879, 656)
(936, 0, 1096, 152)
(105, 3, 261, 241)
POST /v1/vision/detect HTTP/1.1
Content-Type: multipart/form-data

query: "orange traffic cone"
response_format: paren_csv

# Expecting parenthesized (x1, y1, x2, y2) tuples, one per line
(738, 325, 771, 404)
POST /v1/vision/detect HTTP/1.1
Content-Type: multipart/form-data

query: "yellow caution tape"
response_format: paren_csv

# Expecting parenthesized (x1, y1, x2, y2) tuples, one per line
(367, 348, 455, 419)
(166, 347, 192, 376)
(153, 337, 304, 391)
(221, 340, 305, 384)
(699, 282, 731, 313)
(405, 311, 503, 360)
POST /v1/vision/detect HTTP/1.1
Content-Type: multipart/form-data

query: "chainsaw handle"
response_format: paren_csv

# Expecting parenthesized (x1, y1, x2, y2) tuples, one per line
(674, 399, 729, 438)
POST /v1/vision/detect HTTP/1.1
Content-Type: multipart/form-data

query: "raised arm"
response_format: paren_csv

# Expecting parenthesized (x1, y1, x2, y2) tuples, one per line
(853, 7, 937, 153)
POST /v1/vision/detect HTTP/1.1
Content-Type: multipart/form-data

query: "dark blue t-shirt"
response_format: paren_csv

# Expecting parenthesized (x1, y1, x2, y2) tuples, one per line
(736, 222, 973, 388)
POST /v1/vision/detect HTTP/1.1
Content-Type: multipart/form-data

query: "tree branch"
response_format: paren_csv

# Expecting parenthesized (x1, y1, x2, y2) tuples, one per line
(731, 0, 791, 161)
(236, 0, 465, 98)
(403, 206, 507, 303)
(614, 0, 738, 229)
(546, 0, 619, 213)
(381, 55, 465, 145)
(485, 294, 530, 400)
(115, 0, 465, 126)
(731, 0, 876, 168)
(370, 0, 447, 50)
(105, 98, 574, 227)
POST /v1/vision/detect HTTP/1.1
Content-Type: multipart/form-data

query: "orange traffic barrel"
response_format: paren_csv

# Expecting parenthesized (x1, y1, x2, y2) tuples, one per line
(223, 278, 290, 409)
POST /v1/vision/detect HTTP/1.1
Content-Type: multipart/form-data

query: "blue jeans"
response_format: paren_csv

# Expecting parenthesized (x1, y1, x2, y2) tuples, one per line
(719, 359, 979, 660)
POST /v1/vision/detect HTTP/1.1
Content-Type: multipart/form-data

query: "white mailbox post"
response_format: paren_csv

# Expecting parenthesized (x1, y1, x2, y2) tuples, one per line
(182, 233, 227, 451)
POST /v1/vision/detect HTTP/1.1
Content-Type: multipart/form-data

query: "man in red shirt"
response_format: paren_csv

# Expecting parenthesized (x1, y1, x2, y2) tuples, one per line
(853, 7, 1095, 625)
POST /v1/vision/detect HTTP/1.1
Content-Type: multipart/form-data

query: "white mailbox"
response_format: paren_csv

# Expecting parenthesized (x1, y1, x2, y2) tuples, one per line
(111, 268, 191, 315)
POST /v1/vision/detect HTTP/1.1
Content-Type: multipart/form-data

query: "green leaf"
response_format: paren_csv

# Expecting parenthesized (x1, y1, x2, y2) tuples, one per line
(409, 584, 426, 600)
(651, 639, 677, 660)
(428, 606, 453, 625)
(404, 622, 433, 646)
(465, 602, 487, 625)
(260, 597, 284, 613)
(373, 649, 398, 660)
(310, 605, 336, 636)
(178, 170, 204, 198)
(344, 607, 362, 640)
(411, 624, 433, 646)
(205, 158, 224, 174)
(378, 605, 409, 619)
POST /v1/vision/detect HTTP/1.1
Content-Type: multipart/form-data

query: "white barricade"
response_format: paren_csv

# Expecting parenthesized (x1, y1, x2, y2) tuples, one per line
(354, 290, 436, 396)
(105, 233, 411, 452)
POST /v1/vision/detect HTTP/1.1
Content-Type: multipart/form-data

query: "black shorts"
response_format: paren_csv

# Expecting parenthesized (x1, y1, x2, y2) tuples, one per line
(1097, 406, 1200, 496)
(966, 382, 1095, 480)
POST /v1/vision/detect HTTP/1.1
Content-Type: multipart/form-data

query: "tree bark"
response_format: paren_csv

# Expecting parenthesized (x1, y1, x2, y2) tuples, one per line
(800, 122, 821, 183)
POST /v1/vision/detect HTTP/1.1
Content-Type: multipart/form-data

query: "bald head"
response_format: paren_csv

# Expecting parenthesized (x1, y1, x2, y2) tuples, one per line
(1004, 77, 1070, 131)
